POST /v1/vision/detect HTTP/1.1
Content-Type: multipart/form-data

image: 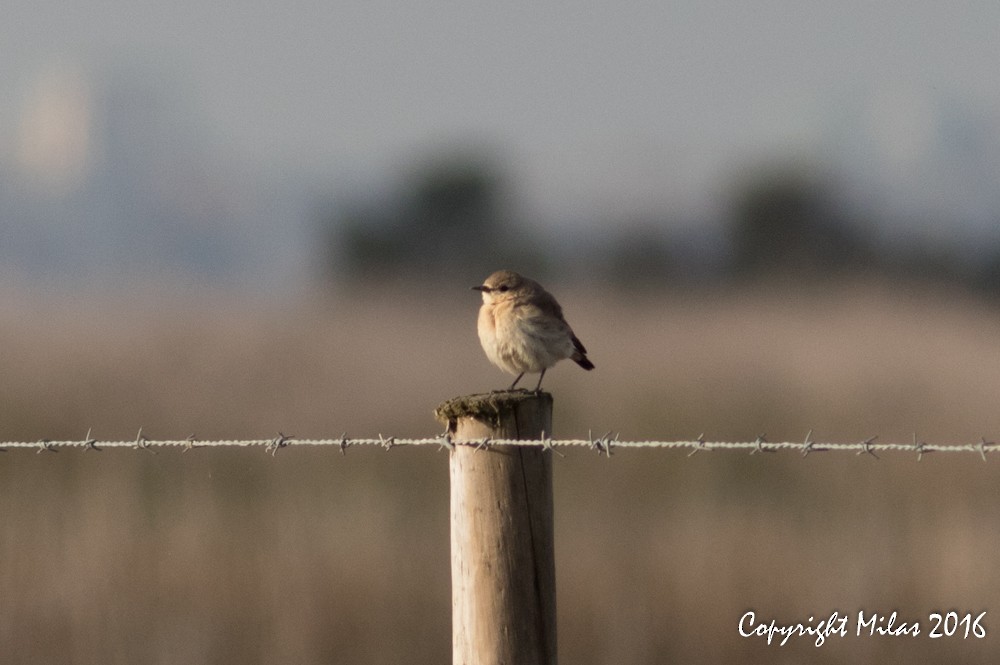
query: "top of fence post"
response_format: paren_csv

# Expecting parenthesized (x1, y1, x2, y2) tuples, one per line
(435, 390, 554, 439)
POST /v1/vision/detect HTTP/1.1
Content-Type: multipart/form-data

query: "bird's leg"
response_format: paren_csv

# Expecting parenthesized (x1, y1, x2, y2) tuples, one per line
(533, 369, 546, 392)
(509, 372, 525, 390)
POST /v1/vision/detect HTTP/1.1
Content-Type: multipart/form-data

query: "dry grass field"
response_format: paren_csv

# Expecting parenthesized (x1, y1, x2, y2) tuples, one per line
(2, 279, 999, 663)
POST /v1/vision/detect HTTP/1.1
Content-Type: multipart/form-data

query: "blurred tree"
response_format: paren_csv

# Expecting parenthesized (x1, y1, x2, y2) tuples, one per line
(969, 246, 1000, 300)
(406, 154, 504, 268)
(320, 149, 538, 283)
(729, 165, 870, 278)
(601, 220, 677, 288)
(880, 239, 963, 288)
(334, 201, 401, 278)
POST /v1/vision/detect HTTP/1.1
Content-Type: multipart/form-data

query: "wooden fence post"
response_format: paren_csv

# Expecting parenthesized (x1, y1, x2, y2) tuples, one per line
(435, 391, 557, 665)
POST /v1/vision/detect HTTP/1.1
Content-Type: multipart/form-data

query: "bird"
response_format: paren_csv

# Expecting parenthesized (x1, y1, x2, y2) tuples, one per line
(473, 270, 594, 391)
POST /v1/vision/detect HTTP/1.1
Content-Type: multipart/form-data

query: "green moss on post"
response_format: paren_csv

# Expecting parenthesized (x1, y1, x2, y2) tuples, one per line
(435, 390, 554, 435)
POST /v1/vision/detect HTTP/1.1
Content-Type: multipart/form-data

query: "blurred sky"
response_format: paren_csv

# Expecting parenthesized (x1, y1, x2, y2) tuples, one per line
(3, 1, 1000, 288)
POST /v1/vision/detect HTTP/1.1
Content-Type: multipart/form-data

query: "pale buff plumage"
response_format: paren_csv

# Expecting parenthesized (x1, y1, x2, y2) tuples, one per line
(473, 270, 594, 391)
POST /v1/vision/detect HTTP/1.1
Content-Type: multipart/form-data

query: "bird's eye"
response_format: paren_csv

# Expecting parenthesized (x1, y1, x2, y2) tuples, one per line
(498, 285, 509, 292)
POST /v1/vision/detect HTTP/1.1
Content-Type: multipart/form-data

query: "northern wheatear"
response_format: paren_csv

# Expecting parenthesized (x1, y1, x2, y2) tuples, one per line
(473, 270, 594, 391)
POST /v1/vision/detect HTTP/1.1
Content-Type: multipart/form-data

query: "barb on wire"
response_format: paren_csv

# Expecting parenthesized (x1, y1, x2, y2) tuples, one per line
(83, 428, 101, 452)
(540, 431, 565, 458)
(437, 432, 455, 452)
(749, 433, 770, 455)
(133, 428, 157, 455)
(912, 433, 928, 462)
(856, 436, 879, 460)
(801, 429, 815, 457)
(266, 432, 292, 456)
(589, 430, 617, 458)
(687, 433, 708, 457)
(378, 434, 395, 451)
(0, 432, 995, 461)
(978, 437, 993, 463)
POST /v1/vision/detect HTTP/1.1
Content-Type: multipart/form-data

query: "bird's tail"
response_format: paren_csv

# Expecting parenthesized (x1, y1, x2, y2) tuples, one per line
(570, 333, 594, 370)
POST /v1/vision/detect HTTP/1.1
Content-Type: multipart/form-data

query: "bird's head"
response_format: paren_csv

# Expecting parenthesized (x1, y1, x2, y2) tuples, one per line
(472, 270, 526, 303)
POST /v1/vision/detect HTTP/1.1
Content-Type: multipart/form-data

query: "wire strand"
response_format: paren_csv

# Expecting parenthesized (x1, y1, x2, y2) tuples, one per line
(1, 431, 994, 460)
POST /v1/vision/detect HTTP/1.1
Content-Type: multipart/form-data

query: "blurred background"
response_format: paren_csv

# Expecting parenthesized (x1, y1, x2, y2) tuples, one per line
(2, 1, 1000, 663)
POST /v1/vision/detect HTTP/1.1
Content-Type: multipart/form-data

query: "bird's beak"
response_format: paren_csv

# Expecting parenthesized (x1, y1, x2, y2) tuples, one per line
(471, 285, 487, 292)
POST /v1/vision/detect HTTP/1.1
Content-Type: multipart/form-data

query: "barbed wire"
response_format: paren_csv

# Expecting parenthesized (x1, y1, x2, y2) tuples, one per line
(0, 428, 994, 461)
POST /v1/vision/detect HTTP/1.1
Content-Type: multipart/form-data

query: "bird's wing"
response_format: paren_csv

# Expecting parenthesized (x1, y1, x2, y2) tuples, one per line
(518, 300, 572, 340)
(528, 288, 564, 319)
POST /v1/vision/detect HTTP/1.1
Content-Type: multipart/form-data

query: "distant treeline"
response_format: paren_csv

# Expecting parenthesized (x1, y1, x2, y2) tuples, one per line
(317, 150, 1000, 297)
